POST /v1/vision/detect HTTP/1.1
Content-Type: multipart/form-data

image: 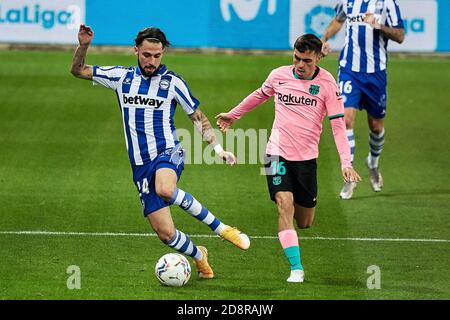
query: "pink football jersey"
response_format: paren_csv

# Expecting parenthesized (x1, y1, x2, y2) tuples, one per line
(229, 65, 351, 168)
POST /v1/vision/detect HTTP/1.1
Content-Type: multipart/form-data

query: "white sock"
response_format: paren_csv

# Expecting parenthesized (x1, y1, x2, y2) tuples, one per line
(346, 129, 355, 163)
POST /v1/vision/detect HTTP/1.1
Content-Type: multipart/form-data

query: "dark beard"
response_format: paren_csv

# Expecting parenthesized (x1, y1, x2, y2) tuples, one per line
(138, 60, 156, 77)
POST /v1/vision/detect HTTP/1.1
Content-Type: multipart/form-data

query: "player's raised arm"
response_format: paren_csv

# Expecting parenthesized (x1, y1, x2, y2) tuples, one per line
(70, 24, 94, 80)
(321, 0, 346, 56)
(189, 109, 237, 166)
(321, 18, 345, 57)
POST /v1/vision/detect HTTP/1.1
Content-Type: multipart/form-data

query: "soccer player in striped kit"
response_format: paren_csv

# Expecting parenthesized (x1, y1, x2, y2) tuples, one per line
(216, 34, 361, 282)
(70, 25, 250, 279)
(321, 0, 405, 199)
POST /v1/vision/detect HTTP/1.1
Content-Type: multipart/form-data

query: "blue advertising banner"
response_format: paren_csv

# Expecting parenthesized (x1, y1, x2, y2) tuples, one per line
(208, 0, 290, 49)
(0, 0, 448, 51)
(86, 0, 210, 47)
(437, 0, 450, 51)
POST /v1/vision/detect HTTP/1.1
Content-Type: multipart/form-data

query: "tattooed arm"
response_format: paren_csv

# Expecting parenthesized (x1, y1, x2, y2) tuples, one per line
(189, 109, 236, 165)
(189, 109, 217, 145)
(70, 24, 94, 80)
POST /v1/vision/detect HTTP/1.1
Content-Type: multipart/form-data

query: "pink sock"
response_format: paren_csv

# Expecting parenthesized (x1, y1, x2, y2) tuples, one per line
(278, 229, 303, 270)
(278, 229, 299, 249)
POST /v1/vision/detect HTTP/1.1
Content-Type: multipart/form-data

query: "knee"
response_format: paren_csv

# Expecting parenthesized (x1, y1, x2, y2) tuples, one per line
(154, 225, 175, 243)
(345, 117, 354, 129)
(344, 112, 355, 129)
(296, 220, 312, 229)
(369, 119, 384, 135)
(370, 126, 384, 135)
(156, 184, 176, 202)
(275, 193, 294, 216)
(294, 206, 315, 229)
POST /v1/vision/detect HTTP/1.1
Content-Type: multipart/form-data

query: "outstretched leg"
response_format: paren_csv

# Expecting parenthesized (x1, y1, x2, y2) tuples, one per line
(156, 168, 250, 250)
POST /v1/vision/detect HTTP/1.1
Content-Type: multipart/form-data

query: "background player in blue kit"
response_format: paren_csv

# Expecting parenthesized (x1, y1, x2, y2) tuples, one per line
(321, 0, 404, 199)
(70, 24, 250, 279)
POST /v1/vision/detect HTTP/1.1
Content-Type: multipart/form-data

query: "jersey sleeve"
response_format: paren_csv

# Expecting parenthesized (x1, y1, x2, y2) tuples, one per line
(228, 70, 275, 120)
(172, 76, 200, 115)
(92, 66, 127, 90)
(261, 69, 276, 97)
(325, 80, 345, 120)
(385, 0, 404, 28)
(325, 79, 352, 169)
(335, 0, 347, 22)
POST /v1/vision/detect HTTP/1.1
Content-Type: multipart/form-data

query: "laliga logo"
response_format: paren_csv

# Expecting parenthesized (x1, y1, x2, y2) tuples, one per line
(305, 5, 335, 37)
(0, 4, 82, 30)
(403, 18, 426, 34)
(221, 0, 277, 22)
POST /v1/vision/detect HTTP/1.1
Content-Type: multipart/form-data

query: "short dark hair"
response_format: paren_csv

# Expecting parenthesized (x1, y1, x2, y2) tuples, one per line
(294, 34, 322, 54)
(135, 27, 170, 48)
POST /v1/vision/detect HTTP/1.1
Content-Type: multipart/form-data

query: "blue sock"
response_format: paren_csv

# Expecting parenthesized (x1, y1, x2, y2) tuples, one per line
(166, 229, 202, 260)
(346, 129, 355, 163)
(169, 188, 226, 234)
(368, 130, 385, 168)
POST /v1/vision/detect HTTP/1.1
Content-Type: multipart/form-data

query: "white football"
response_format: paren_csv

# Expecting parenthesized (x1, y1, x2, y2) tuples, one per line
(155, 253, 191, 287)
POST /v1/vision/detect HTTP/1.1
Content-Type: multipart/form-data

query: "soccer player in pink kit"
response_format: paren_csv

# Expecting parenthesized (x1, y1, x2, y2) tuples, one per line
(216, 34, 361, 283)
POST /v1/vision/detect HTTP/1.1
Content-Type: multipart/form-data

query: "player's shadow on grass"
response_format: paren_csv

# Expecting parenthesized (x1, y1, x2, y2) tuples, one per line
(352, 189, 450, 200)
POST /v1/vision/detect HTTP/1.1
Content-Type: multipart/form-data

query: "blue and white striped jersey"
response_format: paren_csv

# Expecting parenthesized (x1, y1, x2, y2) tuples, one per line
(92, 64, 199, 166)
(335, 0, 404, 73)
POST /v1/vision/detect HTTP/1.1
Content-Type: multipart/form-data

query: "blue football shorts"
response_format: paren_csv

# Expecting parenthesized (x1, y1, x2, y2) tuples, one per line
(338, 68, 387, 119)
(131, 144, 185, 216)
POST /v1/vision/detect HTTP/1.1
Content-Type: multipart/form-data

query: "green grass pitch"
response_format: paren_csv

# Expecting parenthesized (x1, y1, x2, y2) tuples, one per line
(0, 49, 449, 300)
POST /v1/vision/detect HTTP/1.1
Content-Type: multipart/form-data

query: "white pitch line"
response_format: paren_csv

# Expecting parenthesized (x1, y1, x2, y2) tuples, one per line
(0, 230, 449, 243)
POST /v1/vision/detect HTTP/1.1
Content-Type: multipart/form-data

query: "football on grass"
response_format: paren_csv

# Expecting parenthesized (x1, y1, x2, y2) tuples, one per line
(155, 253, 191, 287)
